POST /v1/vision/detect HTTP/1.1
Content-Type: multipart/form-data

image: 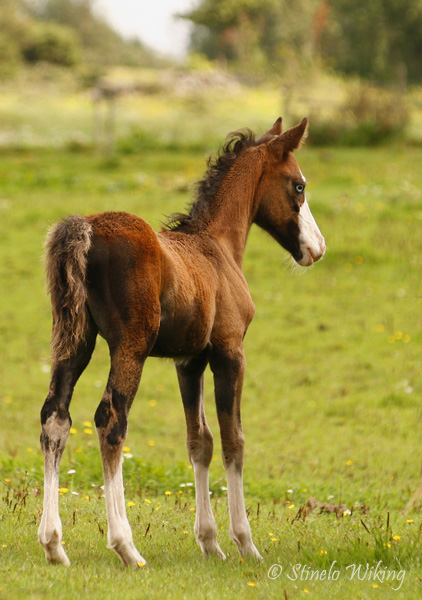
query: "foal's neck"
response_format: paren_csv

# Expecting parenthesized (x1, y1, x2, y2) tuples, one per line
(207, 149, 263, 267)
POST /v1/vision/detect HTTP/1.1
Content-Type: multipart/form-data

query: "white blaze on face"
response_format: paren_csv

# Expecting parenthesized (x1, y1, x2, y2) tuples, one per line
(297, 198, 326, 266)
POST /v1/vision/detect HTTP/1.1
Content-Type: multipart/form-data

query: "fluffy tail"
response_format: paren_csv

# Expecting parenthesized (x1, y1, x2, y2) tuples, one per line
(44, 215, 93, 362)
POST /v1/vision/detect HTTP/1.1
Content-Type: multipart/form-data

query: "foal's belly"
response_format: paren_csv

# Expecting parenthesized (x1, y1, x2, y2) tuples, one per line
(149, 307, 212, 359)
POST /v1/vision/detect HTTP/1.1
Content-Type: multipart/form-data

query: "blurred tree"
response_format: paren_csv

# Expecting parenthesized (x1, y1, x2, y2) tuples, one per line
(319, 0, 422, 85)
(183, 0, 422, 85)
(27, 0, 157, 68)
(181, 0, 321, 76)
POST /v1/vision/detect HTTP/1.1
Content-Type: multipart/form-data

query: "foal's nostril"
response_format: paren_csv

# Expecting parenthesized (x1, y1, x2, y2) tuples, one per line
(308, 245, 324, 263)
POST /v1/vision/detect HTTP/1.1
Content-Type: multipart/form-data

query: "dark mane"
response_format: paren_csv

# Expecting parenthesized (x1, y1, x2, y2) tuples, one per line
(164, 129, 257, 232)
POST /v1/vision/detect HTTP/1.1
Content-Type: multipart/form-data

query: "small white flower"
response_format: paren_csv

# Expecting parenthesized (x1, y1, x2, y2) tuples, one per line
(287, 489, 293, 494)
(68, 469, 76, 475)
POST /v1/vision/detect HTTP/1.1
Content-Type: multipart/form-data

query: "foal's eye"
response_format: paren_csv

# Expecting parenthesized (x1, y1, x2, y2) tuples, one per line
(295, 183, 305, 194)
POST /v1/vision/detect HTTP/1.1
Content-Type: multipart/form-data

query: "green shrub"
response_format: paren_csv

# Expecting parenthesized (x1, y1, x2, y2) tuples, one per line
(21, 22, 80, 67)
(307, 83, 410, 146)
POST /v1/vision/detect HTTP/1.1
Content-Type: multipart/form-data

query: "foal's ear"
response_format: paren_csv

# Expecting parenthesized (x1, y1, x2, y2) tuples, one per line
(256, 117, 283, 145)
(270, 117, 308, 155)
(267, 117, 283, 136)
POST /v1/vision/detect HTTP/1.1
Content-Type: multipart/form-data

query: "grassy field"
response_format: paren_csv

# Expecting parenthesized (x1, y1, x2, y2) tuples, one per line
(1, 135, 422, 599)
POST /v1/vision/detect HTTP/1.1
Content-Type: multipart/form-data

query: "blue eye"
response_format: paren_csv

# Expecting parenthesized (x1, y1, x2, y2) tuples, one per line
(295, 183, 305, 194)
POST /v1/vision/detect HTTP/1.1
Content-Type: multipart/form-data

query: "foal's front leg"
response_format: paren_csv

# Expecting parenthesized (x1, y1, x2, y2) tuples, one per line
(210, 346, 262, 559)
(176, 350, 226, 559)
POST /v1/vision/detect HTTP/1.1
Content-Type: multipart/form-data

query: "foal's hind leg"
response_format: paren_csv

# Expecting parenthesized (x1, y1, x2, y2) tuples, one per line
(38, 327, 97, 565)
(176, 350, 226, 560)
(94, 345, 148, 567)
(210, 346, 262, 559)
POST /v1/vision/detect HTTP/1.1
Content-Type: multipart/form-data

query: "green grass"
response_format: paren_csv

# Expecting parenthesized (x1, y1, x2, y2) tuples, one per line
(1, 142, 422, 599)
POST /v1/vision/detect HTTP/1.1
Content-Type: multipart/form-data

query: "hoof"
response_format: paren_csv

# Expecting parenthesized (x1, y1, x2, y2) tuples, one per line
(201, 542, 226, 561)
(42, 542, 71, 566)
(109, 540, 147, 568)
(239, 543, 263, 560)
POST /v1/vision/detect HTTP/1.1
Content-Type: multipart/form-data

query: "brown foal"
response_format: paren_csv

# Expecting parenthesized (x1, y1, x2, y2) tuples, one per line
(38, 117, 325, 567)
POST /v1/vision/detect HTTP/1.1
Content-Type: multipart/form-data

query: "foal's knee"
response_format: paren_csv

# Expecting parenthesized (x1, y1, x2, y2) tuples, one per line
(40, 397, 71, 453)
(95, 391, 128, 448)
(187, 425, 214, 466)
(221, 430, 245, 468)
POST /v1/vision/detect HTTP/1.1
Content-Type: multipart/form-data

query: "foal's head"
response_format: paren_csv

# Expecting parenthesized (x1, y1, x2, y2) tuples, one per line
(254, 118, 325, 266)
